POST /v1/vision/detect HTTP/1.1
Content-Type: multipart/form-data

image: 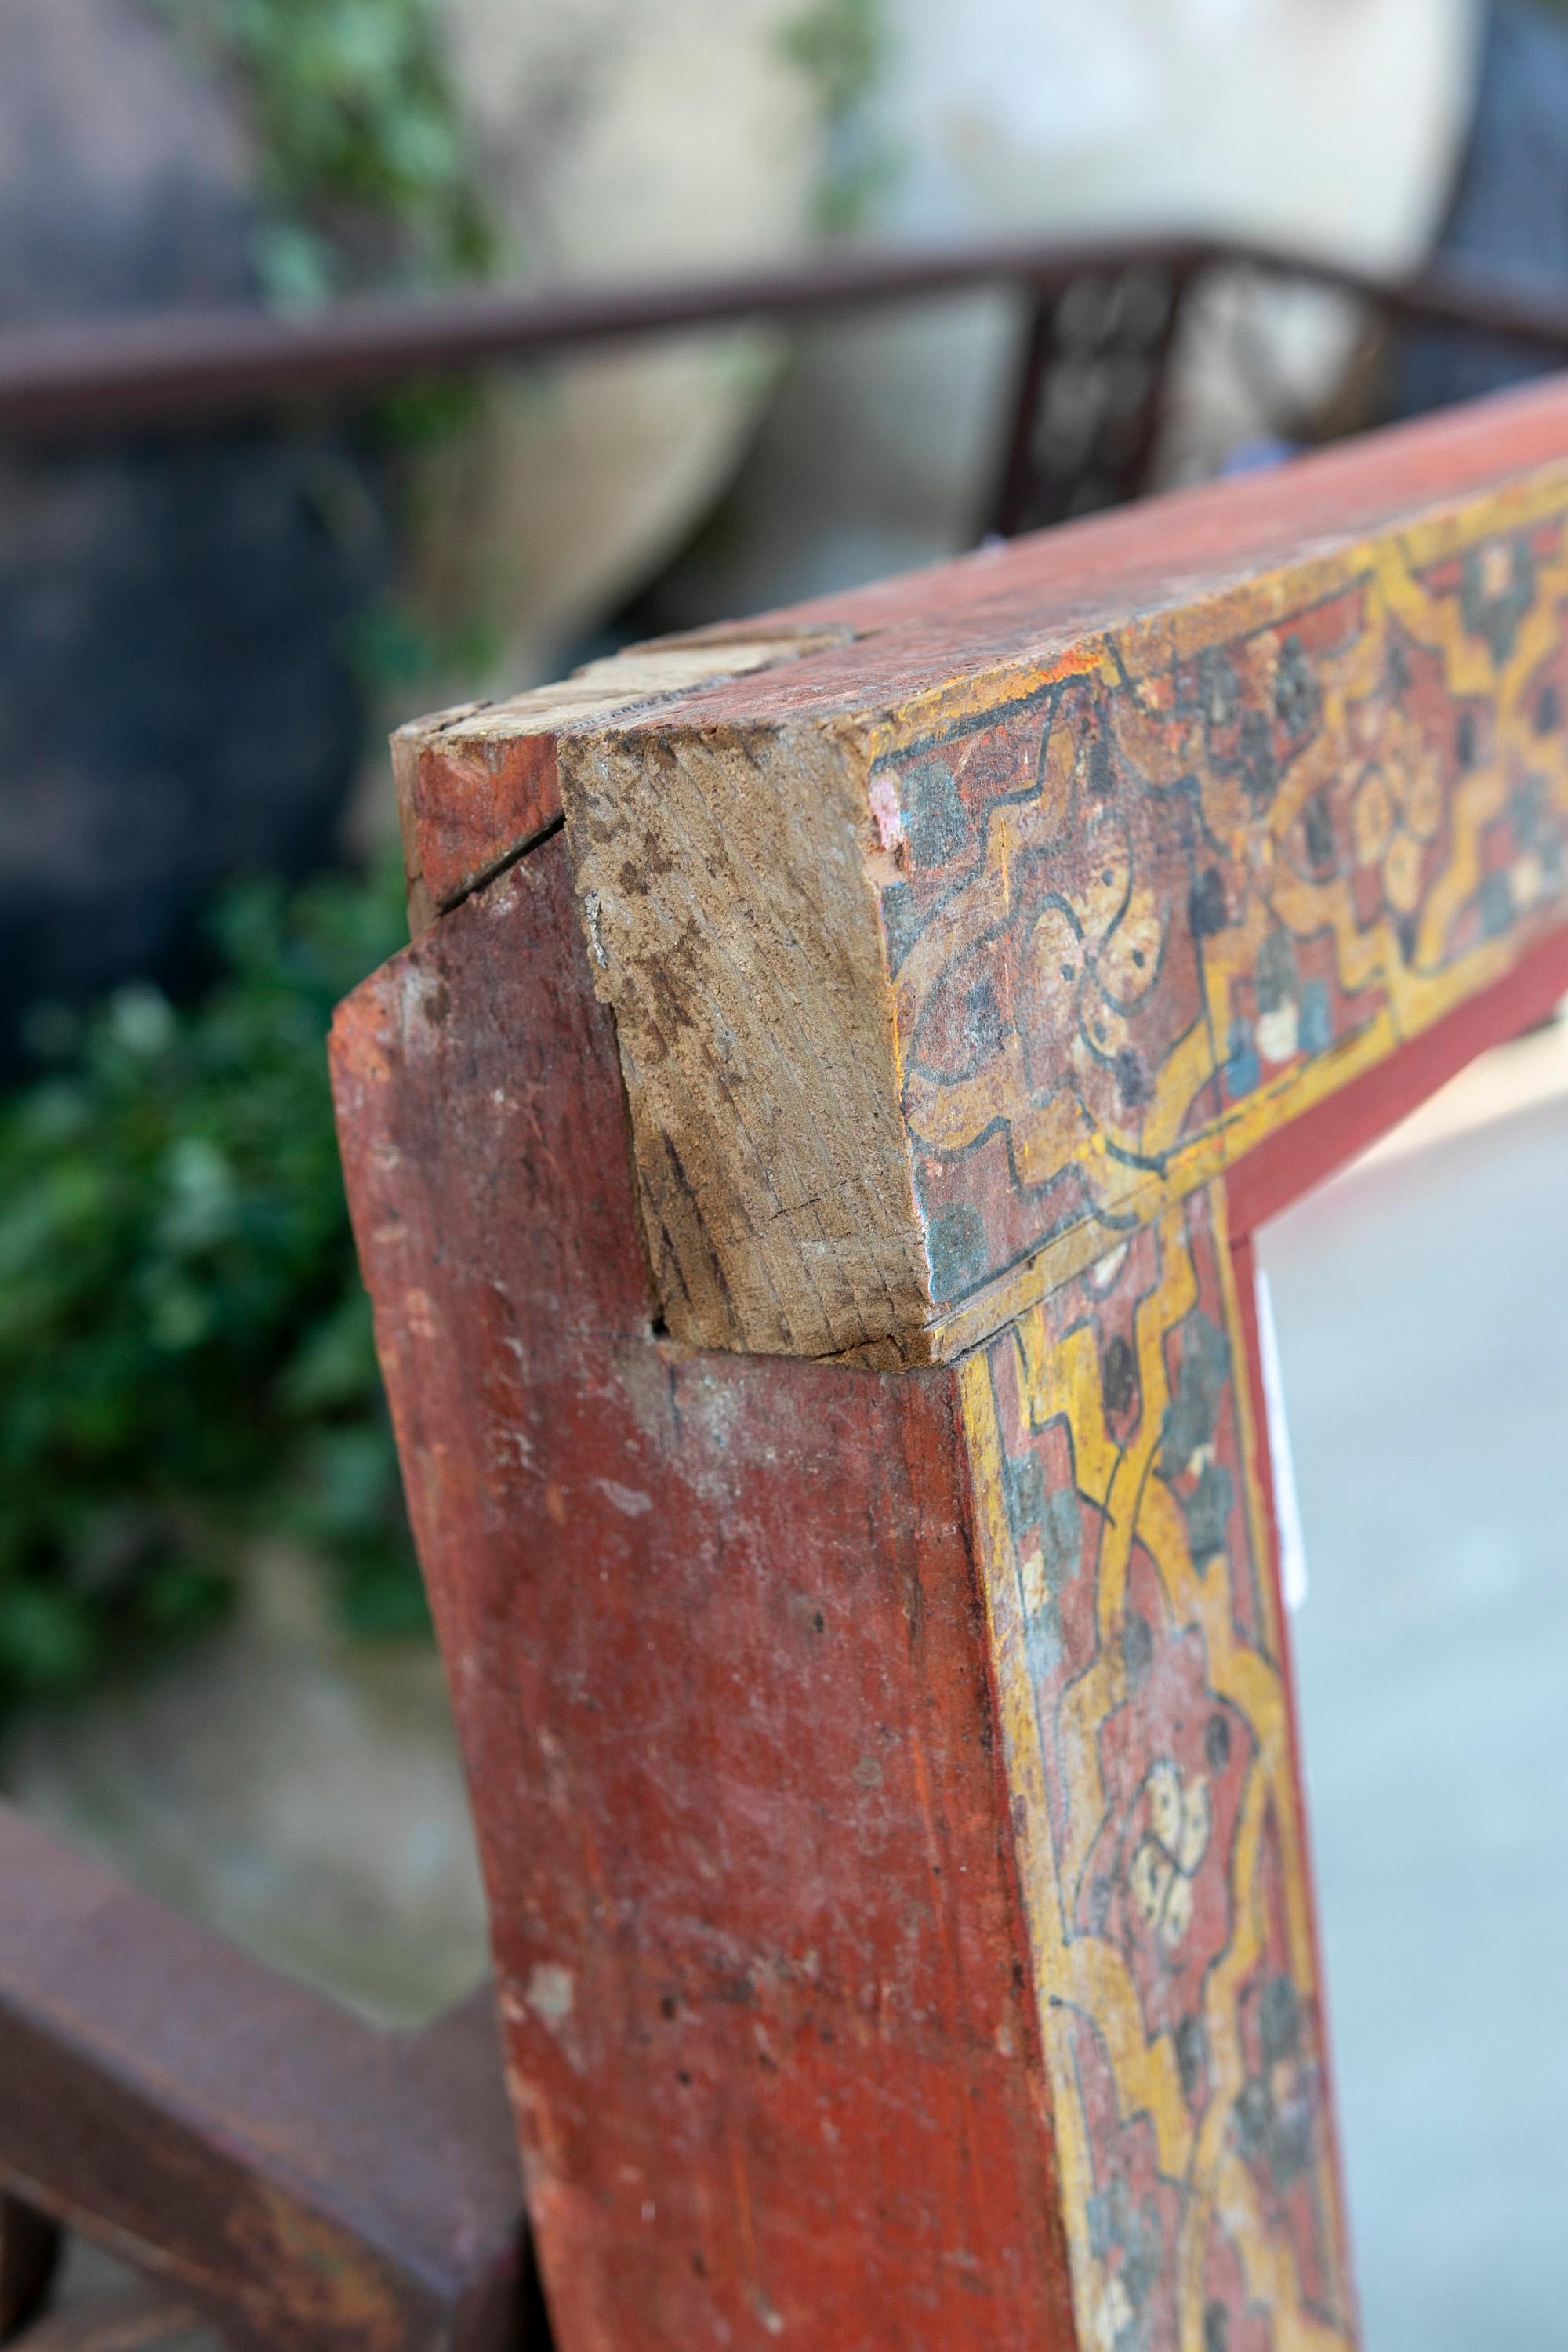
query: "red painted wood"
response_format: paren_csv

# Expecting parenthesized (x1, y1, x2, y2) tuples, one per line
(1225, 918, 1568, 1238)
(575, 372, 1568, 758)
(332, 835, 1079, 2352)
(735, 367, 1568, 688)
(343, 381, 1568, 2343)
(399, 728, 560, 921)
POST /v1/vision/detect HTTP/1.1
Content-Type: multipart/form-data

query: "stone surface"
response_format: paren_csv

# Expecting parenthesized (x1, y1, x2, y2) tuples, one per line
(1396, 0, 1568, 419)
(412, 0, 827, 681)
(652, 0, 1477, 629)
(0, 0, 255, 322)
(0, 429, 386, 1058)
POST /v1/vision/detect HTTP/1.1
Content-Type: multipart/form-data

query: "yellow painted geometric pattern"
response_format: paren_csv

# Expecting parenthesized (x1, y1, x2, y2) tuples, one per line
(961, 1181, 1354, 2352)
(884, 477, 1568, 1345)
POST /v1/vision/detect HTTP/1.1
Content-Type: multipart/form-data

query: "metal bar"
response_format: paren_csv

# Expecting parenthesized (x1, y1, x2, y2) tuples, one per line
(982, 288, 1058, 539)
(0, 234, 1203, 442)
(0, 1807, 528, 2352)
(4, 233, 1567, 447)
(1126, 256, 1200, 496)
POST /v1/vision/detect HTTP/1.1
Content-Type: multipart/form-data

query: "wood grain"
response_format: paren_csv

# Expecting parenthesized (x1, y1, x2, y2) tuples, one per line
(332, 836, 1359, 2350)
(343, 380, 1568, 2350)
(393, 375, 1568, 1365)
(561, 717, 927, 1359)
(395, 632, 849, 929)
(332, 835, 1080, 2352)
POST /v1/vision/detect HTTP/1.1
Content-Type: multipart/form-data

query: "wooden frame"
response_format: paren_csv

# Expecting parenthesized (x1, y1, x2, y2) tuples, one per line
(334, 372, 1568, 2350)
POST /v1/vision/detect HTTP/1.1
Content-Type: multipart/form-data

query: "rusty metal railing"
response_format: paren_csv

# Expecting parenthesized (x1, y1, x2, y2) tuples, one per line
(5, 234, 1568, 539)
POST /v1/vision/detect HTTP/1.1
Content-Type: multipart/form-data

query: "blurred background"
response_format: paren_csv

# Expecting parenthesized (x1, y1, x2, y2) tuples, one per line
(2, 2, 1566, 2343)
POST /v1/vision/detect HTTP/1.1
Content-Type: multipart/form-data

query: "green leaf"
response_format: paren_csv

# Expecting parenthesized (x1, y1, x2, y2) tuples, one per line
(156, 0, 495, 301)
(0, 1585, 100, 1693)
(338, 1550, 430, 1638)
(0, 848, 423, 1703)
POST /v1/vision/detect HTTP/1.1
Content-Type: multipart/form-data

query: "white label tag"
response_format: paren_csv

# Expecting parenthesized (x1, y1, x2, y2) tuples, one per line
(1254, 1264, 1309, 1613)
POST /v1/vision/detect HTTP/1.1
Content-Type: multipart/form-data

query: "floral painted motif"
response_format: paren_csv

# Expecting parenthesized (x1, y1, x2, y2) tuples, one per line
(961, 1182, 1352, 2352)
(1127, 1759, 1213, 1956)
(884, 492, 1568, 1319)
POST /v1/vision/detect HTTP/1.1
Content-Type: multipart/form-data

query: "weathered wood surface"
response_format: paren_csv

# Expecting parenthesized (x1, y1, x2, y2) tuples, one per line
(397, 372, 1568, 1364)
(393, 633, 848, 931)
(333, 839, 1078, 2351)
(340, 380, 1568, 2352)
(334, 837, 1362, 2352)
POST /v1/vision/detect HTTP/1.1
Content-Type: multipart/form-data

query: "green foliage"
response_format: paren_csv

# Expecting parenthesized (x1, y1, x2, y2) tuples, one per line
(780, 0, 891, 232)
(782, 0, 884, 122)
(0, 857, 424, 1704)
(157, 0, 492, 306)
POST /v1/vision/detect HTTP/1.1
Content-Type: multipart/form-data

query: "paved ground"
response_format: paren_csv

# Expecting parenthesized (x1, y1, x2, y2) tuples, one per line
(1263, 1087, 1568, 2351)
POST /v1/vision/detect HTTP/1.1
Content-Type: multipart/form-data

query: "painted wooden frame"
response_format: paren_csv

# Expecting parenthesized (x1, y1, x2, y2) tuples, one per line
(334, 372, 1568, 2352)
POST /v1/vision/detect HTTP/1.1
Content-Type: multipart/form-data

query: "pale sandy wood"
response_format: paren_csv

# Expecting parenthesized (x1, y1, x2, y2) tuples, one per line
(560, 716, 920, 1362)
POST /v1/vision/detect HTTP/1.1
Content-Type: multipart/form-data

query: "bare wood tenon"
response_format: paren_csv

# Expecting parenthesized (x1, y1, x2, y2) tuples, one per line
(394, 370, 1568, 1364)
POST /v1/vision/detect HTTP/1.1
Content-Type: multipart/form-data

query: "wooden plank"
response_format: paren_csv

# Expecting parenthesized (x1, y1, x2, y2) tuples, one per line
(394, 372, 1568, 1364)
(394, 633, 848, 929)
(1224, 915, 1568, 1236)
(332, 837, 1079, 2351)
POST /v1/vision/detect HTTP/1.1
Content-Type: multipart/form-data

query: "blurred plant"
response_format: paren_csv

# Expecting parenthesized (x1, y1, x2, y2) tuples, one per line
(0, 857, 422, 1704)
(156, 0, 492, 307)
(781, 0, 891, 233)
